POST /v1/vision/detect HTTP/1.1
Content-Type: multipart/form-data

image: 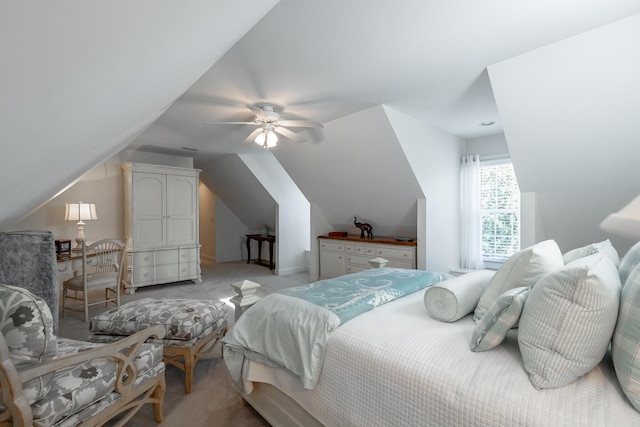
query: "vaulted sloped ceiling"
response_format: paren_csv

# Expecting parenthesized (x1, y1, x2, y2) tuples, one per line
(0, 0, 278, 230)
(489, 13, 640, 253)
(196, 153, 277, 232)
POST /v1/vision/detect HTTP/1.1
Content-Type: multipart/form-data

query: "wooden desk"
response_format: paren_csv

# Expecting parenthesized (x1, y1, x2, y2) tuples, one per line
(56, 252, 96, 282)
(245, 234, 275, 270)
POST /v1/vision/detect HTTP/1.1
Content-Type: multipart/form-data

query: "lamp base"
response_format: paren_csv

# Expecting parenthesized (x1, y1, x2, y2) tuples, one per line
(75, 222, 86, 248)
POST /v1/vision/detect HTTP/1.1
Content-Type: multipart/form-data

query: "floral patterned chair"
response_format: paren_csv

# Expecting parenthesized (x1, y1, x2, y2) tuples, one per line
(0, 284, 166, 427)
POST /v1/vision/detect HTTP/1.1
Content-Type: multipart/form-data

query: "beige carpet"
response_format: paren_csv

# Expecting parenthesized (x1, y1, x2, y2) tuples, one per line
(58, 260, 312, 427)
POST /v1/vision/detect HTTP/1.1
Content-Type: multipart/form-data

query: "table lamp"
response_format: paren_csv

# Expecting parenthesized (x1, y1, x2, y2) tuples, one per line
(600, 194, 640, 240)
(65, 202, 98, 247)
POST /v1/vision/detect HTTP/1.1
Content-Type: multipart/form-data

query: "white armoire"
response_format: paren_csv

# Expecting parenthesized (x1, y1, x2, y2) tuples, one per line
(122, 162, 201, 294)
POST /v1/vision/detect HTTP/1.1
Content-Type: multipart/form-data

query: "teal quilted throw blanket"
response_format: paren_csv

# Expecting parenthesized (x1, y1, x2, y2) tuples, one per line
(278, 267, 452, 323)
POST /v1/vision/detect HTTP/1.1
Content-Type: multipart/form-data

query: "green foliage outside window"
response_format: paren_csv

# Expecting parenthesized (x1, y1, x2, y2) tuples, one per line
(480, 163, 520, 261)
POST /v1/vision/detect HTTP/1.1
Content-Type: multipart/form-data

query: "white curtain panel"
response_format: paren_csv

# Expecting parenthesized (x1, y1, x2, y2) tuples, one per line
(460, 155, 485, 269)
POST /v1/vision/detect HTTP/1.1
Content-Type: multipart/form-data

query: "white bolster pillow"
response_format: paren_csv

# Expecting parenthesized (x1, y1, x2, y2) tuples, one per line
(424, 270, 496, 322)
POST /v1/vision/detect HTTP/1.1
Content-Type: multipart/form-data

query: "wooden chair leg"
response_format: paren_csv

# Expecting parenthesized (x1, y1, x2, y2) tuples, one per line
(152, 374, 166, 423)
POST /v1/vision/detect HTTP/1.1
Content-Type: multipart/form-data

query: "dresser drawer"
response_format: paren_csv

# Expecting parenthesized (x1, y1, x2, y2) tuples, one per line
(133, 251, 155, 267)
(345, 254, 374, 267)
(155, 249, 179, 265)
(179, 248, 198, 263)
(376, 246, 414, 262)
(319, 241, 345, 252)
(353, 245, 366, 255)
(133, 267, 155, 284)
(345, 264, 369, 274)
(179, 262, 197, 279)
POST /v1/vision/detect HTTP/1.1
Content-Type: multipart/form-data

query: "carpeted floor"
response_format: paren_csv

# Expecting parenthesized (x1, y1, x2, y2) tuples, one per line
(58, 260, 312, 427)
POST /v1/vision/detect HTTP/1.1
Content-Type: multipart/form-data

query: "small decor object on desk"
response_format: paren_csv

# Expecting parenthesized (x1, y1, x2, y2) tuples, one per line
(260, 224, 269, 237)
(55, 239, 72, 258)
(354, 216, 374, 239)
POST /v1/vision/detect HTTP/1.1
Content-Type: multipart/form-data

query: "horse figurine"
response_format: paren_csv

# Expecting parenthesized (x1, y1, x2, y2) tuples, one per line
(354, 217, 374, 239)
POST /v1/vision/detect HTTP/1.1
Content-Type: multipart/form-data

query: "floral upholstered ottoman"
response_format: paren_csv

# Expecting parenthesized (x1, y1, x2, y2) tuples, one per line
(89, 298, 227, 393)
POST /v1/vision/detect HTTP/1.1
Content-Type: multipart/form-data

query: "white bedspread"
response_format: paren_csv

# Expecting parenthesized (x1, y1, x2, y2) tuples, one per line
(242, 290, 640, 426)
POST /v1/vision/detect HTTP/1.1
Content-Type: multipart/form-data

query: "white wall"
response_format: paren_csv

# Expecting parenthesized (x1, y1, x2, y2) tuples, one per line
(466, 133, 509, 157)
(7, 150, 194, 245)
(214, 197, 250, 263)
(239, 152, 310, 275)
(274, 105, 424, 238)
(489, 12, 640, 254)
(384, 106, 464, 272)
(199, 181, 216, 262)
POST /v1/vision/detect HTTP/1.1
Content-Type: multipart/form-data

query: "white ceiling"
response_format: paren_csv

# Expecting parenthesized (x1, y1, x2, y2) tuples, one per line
(136, 0, 640, 156)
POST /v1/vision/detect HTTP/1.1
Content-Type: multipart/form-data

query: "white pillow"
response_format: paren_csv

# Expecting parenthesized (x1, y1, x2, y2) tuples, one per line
(563, 240, 619, 265)
(470, 286, 529, 352)
(518, 253, 621, 389)
(424, 270, 495, 322)
(595, 239, 620, 267)
(473, 240, 563, 323)
(612, 261, 640, 411)
(562, 243, 598, 264)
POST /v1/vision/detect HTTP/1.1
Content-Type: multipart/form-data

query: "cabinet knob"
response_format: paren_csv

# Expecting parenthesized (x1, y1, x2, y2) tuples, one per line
(144, 272, 150, 277)
(338, 256, 342, 260)
(182, 253, 187, 258)
(144, 257, 150, 261)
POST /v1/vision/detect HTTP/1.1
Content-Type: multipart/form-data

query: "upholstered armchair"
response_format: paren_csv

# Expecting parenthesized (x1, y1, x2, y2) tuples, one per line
(0, 284, 166, 427)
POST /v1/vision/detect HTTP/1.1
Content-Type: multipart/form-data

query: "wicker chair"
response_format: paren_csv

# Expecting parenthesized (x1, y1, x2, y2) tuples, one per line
(0, 284, 166, 427)
(63, 239, 125, 322)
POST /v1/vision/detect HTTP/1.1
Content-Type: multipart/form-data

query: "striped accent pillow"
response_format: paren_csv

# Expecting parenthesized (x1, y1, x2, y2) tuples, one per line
(518, 253, 621, 389)
(612, 262, 640, 411)
(619, 241, 640, 286)
(470, 286, 528, 352)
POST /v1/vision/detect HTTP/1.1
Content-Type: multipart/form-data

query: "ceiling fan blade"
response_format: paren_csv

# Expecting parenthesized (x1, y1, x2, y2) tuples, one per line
(203, 121, 258, 125)
(242, 127, 264, 144)
(273, 126, 306, 143)
(277, 120, 324, 128)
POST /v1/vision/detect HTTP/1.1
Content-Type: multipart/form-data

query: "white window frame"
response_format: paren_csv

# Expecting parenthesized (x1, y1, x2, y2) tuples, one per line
(479, 156, 520, 269)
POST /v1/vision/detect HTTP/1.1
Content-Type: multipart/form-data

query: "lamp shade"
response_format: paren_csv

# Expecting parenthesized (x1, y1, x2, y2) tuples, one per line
(600, 194, 640, 240)
(65, 202, 98, 222)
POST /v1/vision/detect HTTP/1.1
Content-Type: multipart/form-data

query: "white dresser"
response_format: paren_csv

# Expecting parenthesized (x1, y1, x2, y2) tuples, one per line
(122, 163, 201, 294)
(318, 235, 416, 279)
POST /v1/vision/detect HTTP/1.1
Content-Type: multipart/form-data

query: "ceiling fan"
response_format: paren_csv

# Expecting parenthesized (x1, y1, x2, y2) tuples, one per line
(204, 103, 323, 148)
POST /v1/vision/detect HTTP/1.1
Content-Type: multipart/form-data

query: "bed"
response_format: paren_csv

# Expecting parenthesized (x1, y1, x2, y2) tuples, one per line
(222, 246, 640, 426)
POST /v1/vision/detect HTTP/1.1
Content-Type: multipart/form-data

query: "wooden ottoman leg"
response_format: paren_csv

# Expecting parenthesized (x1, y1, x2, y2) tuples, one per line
(184, 347, 195, 394)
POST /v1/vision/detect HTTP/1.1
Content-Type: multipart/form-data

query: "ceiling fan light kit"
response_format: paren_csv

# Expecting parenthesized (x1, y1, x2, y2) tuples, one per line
(205, 103, 323, 149)
(255, 129, 278, 148)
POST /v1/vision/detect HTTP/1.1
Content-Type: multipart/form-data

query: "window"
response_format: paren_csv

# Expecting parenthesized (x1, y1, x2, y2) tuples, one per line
(480, 162, 520, 263)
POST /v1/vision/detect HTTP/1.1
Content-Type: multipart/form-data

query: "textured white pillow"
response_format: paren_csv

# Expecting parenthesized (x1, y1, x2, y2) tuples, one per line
(612, 262, 640, 411)
(424, 270, 495, 322)
(473, 240, 563, 323)
(518, 253, 621, 389)
(595, 239, 620, 267)
(562, 243, 598, 264)
(563, 240, 619, 265)
(470, 286, 529, 352)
